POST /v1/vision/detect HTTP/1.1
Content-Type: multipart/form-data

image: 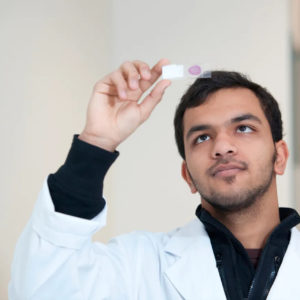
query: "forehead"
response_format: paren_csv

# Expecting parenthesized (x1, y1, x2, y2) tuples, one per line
(183, 87, 268, 132)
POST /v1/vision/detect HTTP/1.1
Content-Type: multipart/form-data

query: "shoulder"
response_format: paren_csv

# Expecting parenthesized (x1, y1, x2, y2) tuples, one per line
(99, 218, 206, 256)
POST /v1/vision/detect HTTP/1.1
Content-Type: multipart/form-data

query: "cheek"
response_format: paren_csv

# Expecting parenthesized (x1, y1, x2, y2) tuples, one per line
(185, 139, 211, 162)
(241, 140, 275, 169)
(185, 152, 209, 177)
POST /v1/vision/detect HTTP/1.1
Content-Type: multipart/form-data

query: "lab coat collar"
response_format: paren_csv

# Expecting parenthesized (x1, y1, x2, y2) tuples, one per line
(267, 227, 300, 299)
(163, 219, 300, 300)
(163, 219, 227, 300)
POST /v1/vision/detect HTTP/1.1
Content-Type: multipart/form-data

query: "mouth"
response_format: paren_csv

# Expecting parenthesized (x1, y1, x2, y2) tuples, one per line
(212, 164, 246, 178)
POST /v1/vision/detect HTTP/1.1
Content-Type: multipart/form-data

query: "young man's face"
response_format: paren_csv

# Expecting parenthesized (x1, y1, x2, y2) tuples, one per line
(181, 88, 288, 212)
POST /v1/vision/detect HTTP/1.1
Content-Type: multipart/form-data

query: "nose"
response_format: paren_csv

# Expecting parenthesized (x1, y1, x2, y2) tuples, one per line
(211, 134, 237, 158)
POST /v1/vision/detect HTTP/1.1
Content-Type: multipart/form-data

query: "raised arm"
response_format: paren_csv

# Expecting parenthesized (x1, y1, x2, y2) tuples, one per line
(9, 59, 171, 300)
(48, 59, 171, 219)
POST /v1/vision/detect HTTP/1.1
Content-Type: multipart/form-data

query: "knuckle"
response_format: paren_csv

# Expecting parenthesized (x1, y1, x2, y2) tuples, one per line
(140, 63, 148, 70)
(112, 69, 121, 77)
(93, 80, 104, 91)
(121, 61, 132, 68)
(112, 70, 125, 82)
(136, 60, 148, 69)
(129, 71, 139, 79)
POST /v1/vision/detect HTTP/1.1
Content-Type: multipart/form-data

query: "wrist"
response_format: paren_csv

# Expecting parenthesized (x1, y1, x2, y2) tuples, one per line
(78, 132, 118, 152)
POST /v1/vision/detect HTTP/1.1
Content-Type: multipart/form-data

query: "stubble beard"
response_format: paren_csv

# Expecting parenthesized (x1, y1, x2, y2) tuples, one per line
(189, 153, 276, 213)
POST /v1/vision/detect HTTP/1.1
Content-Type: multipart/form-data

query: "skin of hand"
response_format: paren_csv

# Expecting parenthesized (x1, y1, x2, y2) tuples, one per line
(79, 59, 171, 151)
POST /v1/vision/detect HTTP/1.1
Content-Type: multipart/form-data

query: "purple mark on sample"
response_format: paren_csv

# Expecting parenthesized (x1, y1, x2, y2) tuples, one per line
(188, 65, 202, 75)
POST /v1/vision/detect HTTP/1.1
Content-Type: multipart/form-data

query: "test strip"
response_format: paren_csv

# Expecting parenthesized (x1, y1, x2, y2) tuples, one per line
(162, 64, 184, 79)
(162, 64, 211, 80)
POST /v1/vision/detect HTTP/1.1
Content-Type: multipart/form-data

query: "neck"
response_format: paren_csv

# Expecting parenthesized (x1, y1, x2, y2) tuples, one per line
(201, 188, 280, 249)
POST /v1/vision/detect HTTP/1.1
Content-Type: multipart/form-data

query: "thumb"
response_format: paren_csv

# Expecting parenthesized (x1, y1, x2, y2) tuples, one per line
(139, 80, 171, 122)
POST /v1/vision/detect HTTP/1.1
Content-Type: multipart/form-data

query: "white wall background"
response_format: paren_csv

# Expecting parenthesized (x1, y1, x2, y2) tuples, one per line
(0, 0, 295, 298)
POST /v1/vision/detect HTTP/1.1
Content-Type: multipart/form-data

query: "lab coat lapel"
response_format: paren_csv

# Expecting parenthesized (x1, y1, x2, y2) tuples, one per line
(163, 219, 226, 300)
(267, 228, 300, 299)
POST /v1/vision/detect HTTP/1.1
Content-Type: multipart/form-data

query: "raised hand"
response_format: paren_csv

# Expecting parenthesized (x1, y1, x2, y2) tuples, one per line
(79, 59, 171, 151)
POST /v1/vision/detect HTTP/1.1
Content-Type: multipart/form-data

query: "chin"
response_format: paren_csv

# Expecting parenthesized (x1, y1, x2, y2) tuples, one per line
(201, 188, 260, 213)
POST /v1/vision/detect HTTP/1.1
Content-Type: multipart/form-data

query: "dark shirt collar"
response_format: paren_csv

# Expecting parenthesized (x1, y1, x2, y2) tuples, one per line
(196, 205, 300, 249)
(195, 205, 300, 299)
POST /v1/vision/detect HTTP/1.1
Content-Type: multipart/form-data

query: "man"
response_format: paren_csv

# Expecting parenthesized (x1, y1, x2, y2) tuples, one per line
(9, 59, 300, 300)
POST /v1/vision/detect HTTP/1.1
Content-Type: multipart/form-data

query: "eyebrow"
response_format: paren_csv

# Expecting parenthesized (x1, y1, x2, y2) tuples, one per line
(186, 113, 262, 140)
(186, 124, 212, 140)
(231, 114, 262, 124)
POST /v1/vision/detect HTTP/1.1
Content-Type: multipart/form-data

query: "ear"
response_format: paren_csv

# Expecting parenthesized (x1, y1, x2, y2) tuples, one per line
(181, 161, 197, 193)
(274, 140, 289, 175)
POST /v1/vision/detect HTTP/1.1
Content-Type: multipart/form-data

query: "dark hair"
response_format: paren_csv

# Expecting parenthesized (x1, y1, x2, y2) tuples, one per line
(174, 71, 283, 159)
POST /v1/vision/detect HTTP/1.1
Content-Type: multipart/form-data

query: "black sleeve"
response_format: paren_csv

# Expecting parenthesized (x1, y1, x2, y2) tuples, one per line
(47, 135, 119, 219)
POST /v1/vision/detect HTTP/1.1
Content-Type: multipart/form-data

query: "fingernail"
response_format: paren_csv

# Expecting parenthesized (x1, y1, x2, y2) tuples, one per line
(120, 90, 127, 99)
(142, 69, 151, 79)
(130, 79, 138, 89)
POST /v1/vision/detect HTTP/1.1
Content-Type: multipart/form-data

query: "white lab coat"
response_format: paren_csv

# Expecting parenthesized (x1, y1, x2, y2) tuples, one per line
(9, 179, 300, 300)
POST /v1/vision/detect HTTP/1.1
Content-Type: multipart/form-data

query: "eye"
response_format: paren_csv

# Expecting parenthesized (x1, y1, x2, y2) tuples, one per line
(237, 125, 253, 133)
(195, 134, 210, 144)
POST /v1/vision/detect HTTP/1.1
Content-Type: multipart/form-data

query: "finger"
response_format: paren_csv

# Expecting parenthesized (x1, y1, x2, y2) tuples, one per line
(139, 58, 170, 92)
(132, 60, 152, 81)
(121, 61, 140, 90)
(139, 79, 171, 122)
(150, 58, 170, 82)
(110, 70, 128, 99)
